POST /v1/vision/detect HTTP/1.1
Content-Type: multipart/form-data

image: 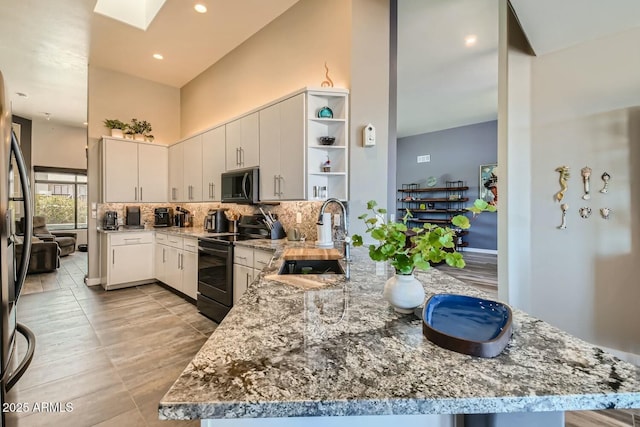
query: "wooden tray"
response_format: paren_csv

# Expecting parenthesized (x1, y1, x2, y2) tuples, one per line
(282, 248, 342, 260)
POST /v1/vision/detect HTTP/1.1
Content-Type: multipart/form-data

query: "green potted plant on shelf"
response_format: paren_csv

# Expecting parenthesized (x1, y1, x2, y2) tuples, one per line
(129, 118, 152, 141)
(352, 199, 496, 313)
(103, 119, 128, 138)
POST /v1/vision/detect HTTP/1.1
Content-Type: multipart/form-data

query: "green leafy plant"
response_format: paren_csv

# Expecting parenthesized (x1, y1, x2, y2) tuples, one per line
(129, 118, 152, 135)
(103, 119, 128, 130)
(352, 199, 496, 274)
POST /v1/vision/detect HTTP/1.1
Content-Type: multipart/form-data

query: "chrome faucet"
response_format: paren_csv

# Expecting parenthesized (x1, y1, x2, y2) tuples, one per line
(317, 198, 350, 279)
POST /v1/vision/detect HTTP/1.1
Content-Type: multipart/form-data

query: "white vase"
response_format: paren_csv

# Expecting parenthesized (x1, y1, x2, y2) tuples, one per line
(110, 129, 123, 138)
(134, 133, 145, 141)
(383, 273, 425, 314)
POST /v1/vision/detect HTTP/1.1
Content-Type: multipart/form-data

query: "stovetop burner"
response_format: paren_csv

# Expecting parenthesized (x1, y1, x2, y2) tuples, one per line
(199, 233, 265, 245)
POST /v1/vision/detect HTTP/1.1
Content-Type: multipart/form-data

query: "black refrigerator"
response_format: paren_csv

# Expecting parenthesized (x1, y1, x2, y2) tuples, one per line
(0, 70, 36, 426)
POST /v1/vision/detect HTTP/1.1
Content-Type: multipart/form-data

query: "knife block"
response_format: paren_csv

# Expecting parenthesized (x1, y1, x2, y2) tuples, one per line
(270, 221, 286, 240)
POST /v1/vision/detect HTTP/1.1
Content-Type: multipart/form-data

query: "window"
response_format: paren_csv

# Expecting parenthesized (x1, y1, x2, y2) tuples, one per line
(34, 167, 87, 230)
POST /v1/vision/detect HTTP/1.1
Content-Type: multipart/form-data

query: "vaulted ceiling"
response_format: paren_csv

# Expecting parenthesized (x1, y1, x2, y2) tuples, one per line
(1, 0, 639, 133)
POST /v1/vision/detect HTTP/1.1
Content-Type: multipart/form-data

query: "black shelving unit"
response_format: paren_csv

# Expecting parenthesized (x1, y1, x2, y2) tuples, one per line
(398, 181, 469, 248)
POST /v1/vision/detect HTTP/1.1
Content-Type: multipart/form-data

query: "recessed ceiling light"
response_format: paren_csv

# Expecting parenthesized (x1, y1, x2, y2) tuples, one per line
(16, 92, 28, 98)
(194, 4, 207, 13)
(465, 34, 478, 47)
(83, 122, 88, 126)
(153, 53, 164, 60)
(44, 113, 51, 121)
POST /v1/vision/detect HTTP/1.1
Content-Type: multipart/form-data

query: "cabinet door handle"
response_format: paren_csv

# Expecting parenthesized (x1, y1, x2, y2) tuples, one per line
(278, 175, 284, 197)
(273, 175, 277, 196)
(134, 187, 137, 201)
(240, 147, 244, 166)
(140, 187, 143, 201)
(112, 249, 115, 265)
(162, 247, 166, 263)
(212, 183, 216, 200)
(246, 272, 250, 286)
(236, 147, 240, 166)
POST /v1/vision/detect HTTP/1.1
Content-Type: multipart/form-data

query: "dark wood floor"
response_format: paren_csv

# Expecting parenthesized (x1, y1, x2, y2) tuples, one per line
(6, 252, 638, 426)
(7, 252, 217, 426)
(436, 251, 639, 427)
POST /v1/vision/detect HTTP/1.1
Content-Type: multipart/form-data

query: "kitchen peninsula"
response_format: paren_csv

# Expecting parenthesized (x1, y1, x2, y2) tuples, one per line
(159, 246, 640, 426)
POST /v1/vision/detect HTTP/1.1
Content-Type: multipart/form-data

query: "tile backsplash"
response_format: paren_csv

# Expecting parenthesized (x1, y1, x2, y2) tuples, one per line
(97, 201, 343, 241)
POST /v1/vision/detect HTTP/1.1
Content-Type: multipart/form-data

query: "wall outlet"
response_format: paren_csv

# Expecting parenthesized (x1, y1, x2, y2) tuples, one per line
(417, 155, 431, 163)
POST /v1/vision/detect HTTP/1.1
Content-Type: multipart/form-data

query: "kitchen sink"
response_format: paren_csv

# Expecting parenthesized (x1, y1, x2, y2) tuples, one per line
(278, 259, 345, 275)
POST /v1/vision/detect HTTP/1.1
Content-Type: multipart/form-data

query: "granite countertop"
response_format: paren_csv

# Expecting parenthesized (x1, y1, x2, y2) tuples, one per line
(160, 246, 640, 420)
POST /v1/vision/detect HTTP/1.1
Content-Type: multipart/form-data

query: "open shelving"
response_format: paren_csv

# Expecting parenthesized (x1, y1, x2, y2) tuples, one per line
(398, 181, 469, 248)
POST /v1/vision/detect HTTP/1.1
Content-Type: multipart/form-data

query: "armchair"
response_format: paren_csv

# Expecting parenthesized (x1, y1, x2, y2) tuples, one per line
(17, 216, 77, 257)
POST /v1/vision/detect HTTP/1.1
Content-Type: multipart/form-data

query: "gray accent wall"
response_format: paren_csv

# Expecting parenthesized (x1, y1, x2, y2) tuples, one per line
(397, 121, 498, 250)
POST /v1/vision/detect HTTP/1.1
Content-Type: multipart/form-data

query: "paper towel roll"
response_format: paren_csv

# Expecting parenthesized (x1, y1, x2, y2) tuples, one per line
(316, 213, 333, 248)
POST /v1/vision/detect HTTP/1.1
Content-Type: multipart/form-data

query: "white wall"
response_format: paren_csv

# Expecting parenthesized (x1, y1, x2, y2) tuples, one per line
(348, 0, 391, 239)
(31, 119, 87, 169)
(516, 26, 640, 355)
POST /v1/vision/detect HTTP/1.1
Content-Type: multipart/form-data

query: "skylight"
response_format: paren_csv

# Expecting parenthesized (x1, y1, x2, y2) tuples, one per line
(94, 0, 167, 31)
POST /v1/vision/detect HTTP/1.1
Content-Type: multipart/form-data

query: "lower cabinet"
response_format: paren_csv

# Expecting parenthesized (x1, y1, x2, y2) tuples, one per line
(233, 246, 274, 305)
(154, 233, 198, 300)
(101, 232, 155, 290)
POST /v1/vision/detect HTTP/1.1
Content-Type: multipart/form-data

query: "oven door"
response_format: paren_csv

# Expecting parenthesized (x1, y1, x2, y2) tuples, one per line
(197, 241, 233, 307)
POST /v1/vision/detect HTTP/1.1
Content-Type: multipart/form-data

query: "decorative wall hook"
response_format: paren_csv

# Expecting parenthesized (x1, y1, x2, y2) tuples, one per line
(579, 207, 592, 219)
(555, 166, 570, 202)
(558, 203, 569, 229)
(581, 166, 592, 200)
(599, 172, 610, 194)
(600, 207, 611, 220)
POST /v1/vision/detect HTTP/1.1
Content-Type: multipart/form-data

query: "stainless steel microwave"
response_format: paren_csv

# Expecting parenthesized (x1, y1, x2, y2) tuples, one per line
(221, 167, 259, 204)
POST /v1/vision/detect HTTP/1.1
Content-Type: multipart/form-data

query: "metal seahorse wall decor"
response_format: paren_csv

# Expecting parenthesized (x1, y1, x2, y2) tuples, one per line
(321, 62, 334, 88)
(555, 166, 570, 202)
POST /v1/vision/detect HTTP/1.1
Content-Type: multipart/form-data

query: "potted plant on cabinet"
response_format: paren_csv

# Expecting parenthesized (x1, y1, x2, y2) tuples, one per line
(103, 119, 128, 138)
(130, 118, 152, 141)
(352, 199, 496, 313)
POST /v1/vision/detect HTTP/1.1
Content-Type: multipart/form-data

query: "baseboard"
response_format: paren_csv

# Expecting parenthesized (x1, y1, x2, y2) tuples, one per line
(464, 247, 498, 255)
(85, 277, 102, 287)
(600, 345, 640, 366)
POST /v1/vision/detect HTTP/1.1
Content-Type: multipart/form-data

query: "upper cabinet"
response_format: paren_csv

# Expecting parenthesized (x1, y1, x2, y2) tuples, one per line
(102, 137, 168, 203)
(225, 112, 259, 170)
(306, 89, 349, 201)
(182, 135, 203, 202)
(259, 93, 305, 201)
(202, 126, 225, 202)
(168, 143, 184, 202)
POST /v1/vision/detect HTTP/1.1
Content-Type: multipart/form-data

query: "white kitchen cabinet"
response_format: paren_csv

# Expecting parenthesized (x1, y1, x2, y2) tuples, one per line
(155, 233, 198, 299)
(259, 93, 305, 201)
(100, 232, 155, 290)
(225, 112, 259, 170)
(102, 137, 168, 203)
(233, 264, 254, 306)
(168, 143, 184, 202)
(183, 135, 203, 202)
(202, 126, 226, 201)
(138, 143, 168, 202)
(182, 239, 199, 300)
(233, 246, 274, 304)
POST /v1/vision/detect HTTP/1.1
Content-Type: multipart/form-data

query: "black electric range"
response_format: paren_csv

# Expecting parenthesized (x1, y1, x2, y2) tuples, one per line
(196, 215, 273, 323)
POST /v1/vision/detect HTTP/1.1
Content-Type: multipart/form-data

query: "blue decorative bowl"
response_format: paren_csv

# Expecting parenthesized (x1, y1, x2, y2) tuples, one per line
(422, 293, 513, 358)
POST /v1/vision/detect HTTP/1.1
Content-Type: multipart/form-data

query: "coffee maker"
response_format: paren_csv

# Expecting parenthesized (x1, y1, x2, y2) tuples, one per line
(154, 207, 173, 227)
(174, 207, 193, 228)
(125, 206, 143, 229)
(204, 208, 228, 233)
(103, 211, 118, 230)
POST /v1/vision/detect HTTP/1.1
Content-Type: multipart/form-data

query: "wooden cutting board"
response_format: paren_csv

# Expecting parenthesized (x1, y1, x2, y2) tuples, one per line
(282, 248, 342, 260)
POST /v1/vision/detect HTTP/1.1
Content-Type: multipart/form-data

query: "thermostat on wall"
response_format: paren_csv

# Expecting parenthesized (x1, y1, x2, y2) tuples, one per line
(363, 123, 375, 147)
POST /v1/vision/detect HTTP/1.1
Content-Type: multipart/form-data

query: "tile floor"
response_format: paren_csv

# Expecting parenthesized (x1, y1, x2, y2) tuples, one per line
(7, 252, 217, 426)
